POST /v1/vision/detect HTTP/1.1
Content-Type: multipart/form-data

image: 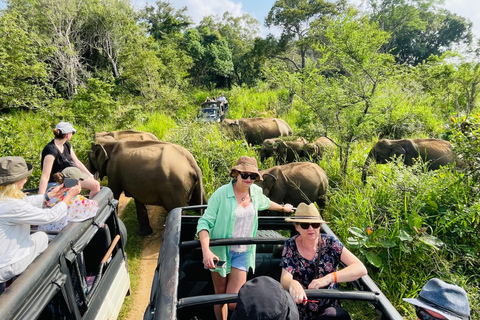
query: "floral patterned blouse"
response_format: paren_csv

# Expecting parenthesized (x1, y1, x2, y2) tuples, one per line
(37, 187, 98, 233)
(280, 234, 344, 319)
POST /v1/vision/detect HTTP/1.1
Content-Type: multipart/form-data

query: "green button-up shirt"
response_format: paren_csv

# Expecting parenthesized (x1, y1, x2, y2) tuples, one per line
(196, 180, 271, 277)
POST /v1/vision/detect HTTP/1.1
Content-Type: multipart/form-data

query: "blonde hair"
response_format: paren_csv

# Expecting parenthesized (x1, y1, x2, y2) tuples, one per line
(0, 183, 26, 200)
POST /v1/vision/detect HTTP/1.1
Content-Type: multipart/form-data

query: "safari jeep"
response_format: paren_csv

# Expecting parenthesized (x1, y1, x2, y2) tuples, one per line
(197, 100, 229, 123)
(144, 205, 403, 320)
(0, 187, 130, 320)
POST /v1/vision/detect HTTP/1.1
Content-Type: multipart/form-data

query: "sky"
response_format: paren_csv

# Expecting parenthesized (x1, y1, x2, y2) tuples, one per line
(131, 0, 480, 39)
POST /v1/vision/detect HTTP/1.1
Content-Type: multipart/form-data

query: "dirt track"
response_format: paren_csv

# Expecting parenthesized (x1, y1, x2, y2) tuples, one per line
(118, 195, 166, 320)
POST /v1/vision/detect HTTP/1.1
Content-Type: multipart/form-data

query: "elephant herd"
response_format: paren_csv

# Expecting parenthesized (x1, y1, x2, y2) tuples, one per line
(88, 119, 464, 236)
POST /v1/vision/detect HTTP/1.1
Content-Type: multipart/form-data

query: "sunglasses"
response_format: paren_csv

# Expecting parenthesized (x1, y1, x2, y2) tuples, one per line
(415, 307, 444, 320)
(298, 223, 321, 229)
(239, 172, 258, 180)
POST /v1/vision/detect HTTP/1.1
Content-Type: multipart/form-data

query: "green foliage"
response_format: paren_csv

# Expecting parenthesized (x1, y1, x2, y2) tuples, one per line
(367, 0, 473, 65)
(0, 11, 54, 110)
(182, 26, 234, 88)
(139, 0, 192, 40)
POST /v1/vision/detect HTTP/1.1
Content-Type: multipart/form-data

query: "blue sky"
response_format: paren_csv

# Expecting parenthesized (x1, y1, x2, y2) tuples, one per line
(131, 0, 480, 38)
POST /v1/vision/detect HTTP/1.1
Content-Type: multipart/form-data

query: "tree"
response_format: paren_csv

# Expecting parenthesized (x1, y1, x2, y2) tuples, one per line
(268, 9, 399, 174)
(139, 0, 192, 40)
(182, 26, 234, 88)
(82, 0, 139, 79)
(265, 0, 348, 70)
(6, 0, 89, 98)
(418, 53, 480, 119)
(0, 11, 53, 110)
(366, 0, 472, 65)
(197, 12, 262, 86)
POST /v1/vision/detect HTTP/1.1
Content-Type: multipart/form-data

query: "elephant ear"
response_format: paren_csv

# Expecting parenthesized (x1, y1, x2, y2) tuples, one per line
(389, 144, 406, 161)
(90, 143, 109, 180)
(261, 172, 277, 197)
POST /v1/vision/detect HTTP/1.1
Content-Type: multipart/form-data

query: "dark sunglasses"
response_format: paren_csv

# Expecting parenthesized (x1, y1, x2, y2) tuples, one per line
(298, 223, 321, 229)
(415, 307, 444, 320)
(239, 172, 258, 180)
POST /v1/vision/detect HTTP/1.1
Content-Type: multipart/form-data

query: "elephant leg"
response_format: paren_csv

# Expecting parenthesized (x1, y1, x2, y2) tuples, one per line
(135, 199, 153, 236)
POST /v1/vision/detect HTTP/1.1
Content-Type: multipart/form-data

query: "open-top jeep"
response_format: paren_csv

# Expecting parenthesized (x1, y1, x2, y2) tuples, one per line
(197, 101, 229, 123)
(0, 187, 130, 320)
(144, 205, 403, 320)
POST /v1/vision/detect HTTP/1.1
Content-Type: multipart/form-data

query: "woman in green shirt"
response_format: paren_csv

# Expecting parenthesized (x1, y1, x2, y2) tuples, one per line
(197, 156, 294, 320)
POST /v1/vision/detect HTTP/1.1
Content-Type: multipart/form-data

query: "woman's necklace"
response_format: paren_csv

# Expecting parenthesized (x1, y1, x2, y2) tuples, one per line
(234, 183, 249, 201)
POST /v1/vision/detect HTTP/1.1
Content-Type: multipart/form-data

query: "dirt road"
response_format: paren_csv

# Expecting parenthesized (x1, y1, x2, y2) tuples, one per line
(118, 195, 166, 320)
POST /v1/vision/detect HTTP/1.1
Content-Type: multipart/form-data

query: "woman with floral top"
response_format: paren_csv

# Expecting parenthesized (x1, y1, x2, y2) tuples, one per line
(280, 203, 367, 320)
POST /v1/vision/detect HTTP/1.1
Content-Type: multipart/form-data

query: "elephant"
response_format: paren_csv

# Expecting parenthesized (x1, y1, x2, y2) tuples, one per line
(94, 130, 158, 143)
(88, 140, 206, 236)
(256, 162, 329, 212)
(260, 137, 308, 164)
(302, 137, 335, 160)
(361, 138, 464, 183)
(222, 117, 293, 145)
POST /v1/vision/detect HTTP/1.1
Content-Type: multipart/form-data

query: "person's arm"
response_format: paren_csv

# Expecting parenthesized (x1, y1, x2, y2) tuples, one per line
(268, 201, 294, 213)
(8, 184, 81, 225)
(198, 229, 219, 269)
(308, 247, 367, 289)
(70, 148, 93, 177)
(39, 154, 55, 195)
(281, 268, 306, 304)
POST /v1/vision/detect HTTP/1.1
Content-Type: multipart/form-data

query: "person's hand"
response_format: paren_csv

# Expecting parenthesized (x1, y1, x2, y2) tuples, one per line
(308, 273, 334, 290)
(67, 183, 82, 197)
(283, 203, 294, 213)
(47, 184, 69, 199)
(288, 280, 306, 305)
(202, 249, 219, 269)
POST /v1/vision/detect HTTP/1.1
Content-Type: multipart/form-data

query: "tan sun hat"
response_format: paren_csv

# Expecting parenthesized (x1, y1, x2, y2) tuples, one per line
(0, 156, 33, 186)
(230, 156, 263, 181)
(285, 203, 327, 223)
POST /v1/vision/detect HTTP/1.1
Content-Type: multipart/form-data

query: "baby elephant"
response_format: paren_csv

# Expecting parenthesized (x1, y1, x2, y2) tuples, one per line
(257, 162, 328, 210)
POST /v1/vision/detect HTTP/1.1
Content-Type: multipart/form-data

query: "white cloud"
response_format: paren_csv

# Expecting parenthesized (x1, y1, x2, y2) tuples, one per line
(132, 0, 244, 24)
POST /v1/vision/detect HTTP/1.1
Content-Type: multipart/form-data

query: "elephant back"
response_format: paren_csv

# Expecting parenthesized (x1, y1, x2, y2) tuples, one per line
(94, 130, 158, 143)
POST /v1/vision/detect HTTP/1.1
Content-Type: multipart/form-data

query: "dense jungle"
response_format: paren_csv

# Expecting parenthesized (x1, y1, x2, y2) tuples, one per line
(1, 0, 480, 318)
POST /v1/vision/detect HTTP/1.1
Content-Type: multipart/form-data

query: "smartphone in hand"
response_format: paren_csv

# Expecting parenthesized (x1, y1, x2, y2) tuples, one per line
(63, 178, 79, 188)
(215, 260, 226, 268)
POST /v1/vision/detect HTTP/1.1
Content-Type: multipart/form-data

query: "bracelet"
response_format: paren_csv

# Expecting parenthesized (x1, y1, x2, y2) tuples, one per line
(45, 193, 50, 201)
(281, 205, 285, 212)
(332, 271, 337, 283)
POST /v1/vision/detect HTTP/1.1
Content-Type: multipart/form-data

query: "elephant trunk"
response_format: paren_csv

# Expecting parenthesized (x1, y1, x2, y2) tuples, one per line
(361, 150, 375, 184)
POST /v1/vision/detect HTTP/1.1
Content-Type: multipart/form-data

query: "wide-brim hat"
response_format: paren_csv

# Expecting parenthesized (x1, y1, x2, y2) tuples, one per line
(55, 121, 77, 134)
(230, 156, 263, 182)
(0, 156, 33, 186)
(285, 203, 327, 224)
(231, 276, 299, 320)
(62, 167, 90, 180)
(403, 278, 470, 320)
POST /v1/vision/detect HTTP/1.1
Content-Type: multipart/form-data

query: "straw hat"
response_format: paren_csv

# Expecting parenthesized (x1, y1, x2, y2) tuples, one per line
(0, 156, 33, 186)
(230, 156, 263, 181)
(285, 203, 326, 223)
